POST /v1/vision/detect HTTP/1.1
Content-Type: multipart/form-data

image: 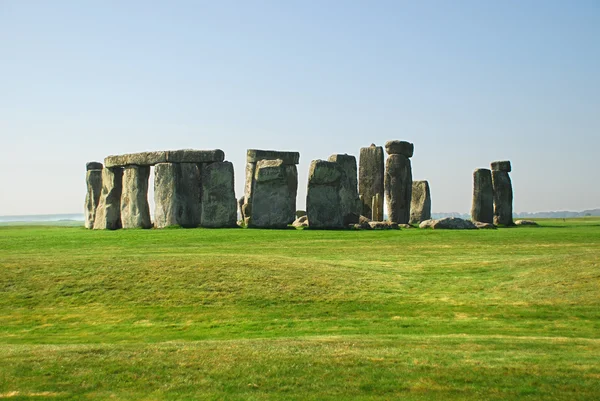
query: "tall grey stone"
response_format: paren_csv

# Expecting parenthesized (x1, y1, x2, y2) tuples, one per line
(492, 169, 514, 226)
(359, 144, 384, 220)
(307, 160, 344, 229)
(84, 165, 103, 229)
(248, 159, 297, 228)
(93, 167, 123, 230)
(410, 180, 431, 224)
(121, 165, 152, 229)
(201, 161, 237, 228)
(385, 154, 412, 224)
(471, 169, 494, 224)
(328, 154, 361, 224)
(154, 163, 202, 228)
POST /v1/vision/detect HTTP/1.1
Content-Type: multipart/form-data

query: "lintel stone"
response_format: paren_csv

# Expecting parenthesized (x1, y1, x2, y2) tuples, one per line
(246, 149, 300, 165)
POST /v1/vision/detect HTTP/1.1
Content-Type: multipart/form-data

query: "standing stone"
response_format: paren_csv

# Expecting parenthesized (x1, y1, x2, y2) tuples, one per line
(328, 154, 361, 224)
(201, 161, 237, 228)
(491, 161, 514, 226)
(249, 159, 296, 228)
(93, 167, 123, 230)
(471, 169, 494, 224)
(84, 163, 103, 229)
(384, 154, 412, 224)
(359, 144, 384, 220)
(410, 180, 431, 224)
(154, 163, 202, 228)
(306, 160, 344, 229)
(120, 165, 152, 229)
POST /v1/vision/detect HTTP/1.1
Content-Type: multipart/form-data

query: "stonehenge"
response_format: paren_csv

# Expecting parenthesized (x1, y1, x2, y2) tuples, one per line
(85, 145, 517, 232)
(410, 180, 431, 224)
(471, 169, 494, 224)
(384, 141, 413, 224)
(306, 160, 344, 229)
(491, 160, 514, 226)
(243, 150, 299, 228)
(359, 145, 384, 220)
(84, 163, 103, 229)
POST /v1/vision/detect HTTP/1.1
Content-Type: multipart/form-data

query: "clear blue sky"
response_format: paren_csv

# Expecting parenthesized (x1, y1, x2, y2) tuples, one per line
(1, 0, 598, 215)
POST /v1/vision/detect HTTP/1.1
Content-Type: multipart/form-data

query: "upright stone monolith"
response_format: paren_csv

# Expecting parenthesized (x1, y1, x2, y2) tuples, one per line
(84, 163, 103, 229)
(121, 165, 152, 229)
(244, 150, 299, 228)
(328, 154, 361, 224)
(201, 161, 237, 228)
(359, 144, 384, 220)
(384, 141, 413, 224)
(307, 160, 344, 229)
(491, 160, 514, 226)
(248, 159, 297, 228)
(93, 167, 123, 230)
(471, 168, 494, 224)
(154, 163, 202, 228)
(410, 180, 431, 224)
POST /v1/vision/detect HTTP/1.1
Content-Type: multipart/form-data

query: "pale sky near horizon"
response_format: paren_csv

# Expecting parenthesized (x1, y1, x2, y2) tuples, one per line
(1, 0, 599, 216)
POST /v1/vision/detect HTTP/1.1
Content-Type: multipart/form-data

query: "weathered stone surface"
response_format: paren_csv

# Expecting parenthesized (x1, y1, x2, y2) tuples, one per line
(292, 215, 309, 228)
(104, 149, 224, 168)
(295, 210, 307, 218)
(385, 154, 412, 224)
(328, 154, 362, 225)
(474, 221, 496, 229)
(359, 145, 384, 220)
(369, 221, 399, 230)
(246, 149, 300, 165)
(120, 166, 152, 229)
(492, 170, 514, 226)
(371, 194, 383, 222)
(244, 162, 257, 205)
(359, 215, 371, 224)
(238, 197, 245, 221)
(105, 151, 167, 168)
(248, 159, 297, 228)
(515, 219, 538, 226)
(471, 169, 494, 224)
(385, 140, 414, 158)
(306, 160, 344, 229)
(86, 162, 103, 171)
(201, 161, 237, 228)
(491, 160, 512, 173)
(84, 169, 103, 229)
(154, 163, 201, 228)
(410, 180, 431, 224)
(93, 167, 123, 230)
(166, 149, 224, 164)
(421, 217, 477, 229)
(352, 221, 372, 230)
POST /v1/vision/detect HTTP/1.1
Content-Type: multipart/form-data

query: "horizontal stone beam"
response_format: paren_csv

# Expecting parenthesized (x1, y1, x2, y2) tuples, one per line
(104, 149, 224, 168)
(246, 149, 300, 165)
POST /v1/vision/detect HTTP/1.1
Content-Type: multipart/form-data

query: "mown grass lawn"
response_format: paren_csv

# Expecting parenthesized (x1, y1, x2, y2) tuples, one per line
(1, 218, 599, 400)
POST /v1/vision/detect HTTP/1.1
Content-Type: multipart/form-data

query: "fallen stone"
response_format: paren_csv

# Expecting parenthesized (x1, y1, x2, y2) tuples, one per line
(249, 159, 297, 228)
(93, 167, 123, 230)
(385, 154, 412, 224)
(410, 180, 431, 224)
(419, 219, 435, 229)
(86, 162, 103, 171)
(246, 149, 300, 165)
(359, 144, 384, 220)
(492, 170, 514, 226)
(471, 168, 494, 224)
(399, 223, 413, 229)
(201, 161, 237, 228)
(474, 221, 496, 229)
(515, 219, 538, 226)
(153, 163, 201, 228)
(295, 210, 307, 218)
(369, 221, 399, 230)
(306, 160, 344, 229)
(120, 165, 152, 229)
(84, 168, 103, 229)
(491, 160, 512, 173)
(292, 215, 309, 228)
(432, 217, 477, 229)
(328, 154, 362, 224)
(385, 140, 414, 157)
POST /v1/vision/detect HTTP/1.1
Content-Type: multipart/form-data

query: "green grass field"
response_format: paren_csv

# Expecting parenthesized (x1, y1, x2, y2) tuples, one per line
(1, 218, 599, 400)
